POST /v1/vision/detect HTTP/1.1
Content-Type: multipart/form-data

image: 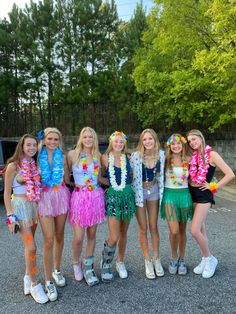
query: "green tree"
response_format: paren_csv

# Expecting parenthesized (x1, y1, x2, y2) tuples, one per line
(132, 0, 236, 132)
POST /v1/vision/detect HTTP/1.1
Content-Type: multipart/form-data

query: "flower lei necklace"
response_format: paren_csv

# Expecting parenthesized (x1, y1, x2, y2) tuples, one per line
(189, 145, 211, 184)
(169, 158, 188, 187)
(81, 153, 99, 188)
(19, 158, 41, 201)
(108, 152, 127, 191)
(38, 147, 64, 187)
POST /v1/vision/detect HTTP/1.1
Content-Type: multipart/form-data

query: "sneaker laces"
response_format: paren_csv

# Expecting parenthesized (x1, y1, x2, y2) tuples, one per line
(47, 283, 56, 294)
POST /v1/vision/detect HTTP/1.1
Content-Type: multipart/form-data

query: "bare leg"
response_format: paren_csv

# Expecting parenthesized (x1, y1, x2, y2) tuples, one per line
(179, 222, 187, 259)
(147, 200, 159, 260)
(190, 203, 211, 257)
(117, 221, 129, 261)
(72, 225, 85, 264)
(21, 227, 38, 285)
(54, 214, 67, 270)
(136, 204, 150, 260)
(39, 216, 55, 281)
(166, 219, 179, 259)
(86, 225, 97, 257)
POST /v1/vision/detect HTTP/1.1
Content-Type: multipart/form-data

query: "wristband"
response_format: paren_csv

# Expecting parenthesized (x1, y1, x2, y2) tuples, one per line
(6, 215, 18, 225)
(209, 182, 218, 194)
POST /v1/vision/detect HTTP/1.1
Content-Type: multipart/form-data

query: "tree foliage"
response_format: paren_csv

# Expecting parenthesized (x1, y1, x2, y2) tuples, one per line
(132, 0, 236, 131)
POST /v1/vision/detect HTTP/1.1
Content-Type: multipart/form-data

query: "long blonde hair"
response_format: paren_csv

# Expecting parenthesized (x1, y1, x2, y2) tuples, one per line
(104, 132, 127, 155)
(186, 129, 206, 154)
(165, 133, 187, 171)
(136, 129, 160, 159)
(38, 127, 63, 153)
(73, 127, 100, 164)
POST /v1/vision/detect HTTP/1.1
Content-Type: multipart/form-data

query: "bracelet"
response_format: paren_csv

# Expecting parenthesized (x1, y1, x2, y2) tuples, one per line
(6, 215, 18, 225)
(209, 182, 218, 194)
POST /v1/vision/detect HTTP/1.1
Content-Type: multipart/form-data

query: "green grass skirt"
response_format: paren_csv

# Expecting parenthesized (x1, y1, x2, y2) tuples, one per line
(160, 188, 193, 222)
(105, 184, 136, 222)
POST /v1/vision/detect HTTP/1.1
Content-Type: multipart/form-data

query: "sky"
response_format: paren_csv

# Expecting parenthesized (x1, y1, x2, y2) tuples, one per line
(0, 0, 154, 21)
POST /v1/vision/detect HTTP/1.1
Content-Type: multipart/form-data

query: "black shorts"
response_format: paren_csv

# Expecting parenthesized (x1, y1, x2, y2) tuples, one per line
(189, 185, 215, 205)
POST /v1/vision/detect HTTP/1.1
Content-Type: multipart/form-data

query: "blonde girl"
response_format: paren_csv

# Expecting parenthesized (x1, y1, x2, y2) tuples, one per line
(38, 127, 70, 301)
(67, 127, 105, 286)
(100, 131, 136, 282)
(187, 129, 235, 278)
(131, 129, 165, 279)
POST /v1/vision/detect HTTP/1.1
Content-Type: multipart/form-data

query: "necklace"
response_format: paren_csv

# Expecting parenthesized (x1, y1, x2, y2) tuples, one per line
(108, 152, 127, 191)
(81, 153, 99, 189)
(189, 145, 211, 184)
(20, 158, 41, 201)
(38, 147, 64, 187)
(169, 158, 188, 187)
(143, 153, 157, 194)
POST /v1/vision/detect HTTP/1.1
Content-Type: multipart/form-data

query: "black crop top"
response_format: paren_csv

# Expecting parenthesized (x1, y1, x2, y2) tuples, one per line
(206, 164, 216, 183)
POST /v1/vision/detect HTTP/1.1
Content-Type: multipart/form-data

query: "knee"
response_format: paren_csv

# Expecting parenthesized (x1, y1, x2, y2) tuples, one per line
(73, 236, 84, 247)
(149, 224, 158, 235)
(27, 245, 37, 257)
(169, 228, 179, 237)
(87, 232, 96, 242)
(44, 237, 54, 250)
(55, 232, 64, 244)
(139, 227, 147, 238)
(190, 226, 200, 240)
(108, 235, 119, 246)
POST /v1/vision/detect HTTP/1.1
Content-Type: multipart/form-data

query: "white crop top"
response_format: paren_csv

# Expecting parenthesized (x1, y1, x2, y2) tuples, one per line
(72, 163, 98, 186)
(165, 166, 189, 189)
(12, 175, 27, 194)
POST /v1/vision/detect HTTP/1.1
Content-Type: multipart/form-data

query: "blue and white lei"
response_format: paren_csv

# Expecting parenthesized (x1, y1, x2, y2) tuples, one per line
(38, 147, 64, 187)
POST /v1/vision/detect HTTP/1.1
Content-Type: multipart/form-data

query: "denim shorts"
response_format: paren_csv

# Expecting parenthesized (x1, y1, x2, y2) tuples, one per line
(143, 183, 159, 201)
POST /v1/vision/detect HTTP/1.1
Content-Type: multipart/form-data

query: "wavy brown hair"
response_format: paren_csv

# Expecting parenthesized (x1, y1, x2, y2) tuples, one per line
(6, 134, 38, 168)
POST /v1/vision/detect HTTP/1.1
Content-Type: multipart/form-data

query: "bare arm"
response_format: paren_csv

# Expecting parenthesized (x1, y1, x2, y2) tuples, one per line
(3, 163, 19, 233)
(210, 151, 235, 189)
(98, 154, 109, 186)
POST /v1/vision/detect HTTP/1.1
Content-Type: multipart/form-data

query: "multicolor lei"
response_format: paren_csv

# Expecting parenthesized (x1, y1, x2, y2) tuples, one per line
(189, 145, 211, 184)
(108, 153, 127, 191)
(81, 153, 99, 190)
(169, 159, 188, 187)
(38, 147, 64, 187)
(19, 158, 41, 201)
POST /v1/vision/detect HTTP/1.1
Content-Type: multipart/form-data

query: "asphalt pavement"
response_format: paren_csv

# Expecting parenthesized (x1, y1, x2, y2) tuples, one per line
(0, 191, 235, 314)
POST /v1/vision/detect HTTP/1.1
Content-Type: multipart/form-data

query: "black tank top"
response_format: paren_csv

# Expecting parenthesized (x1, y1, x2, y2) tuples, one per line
(206, 164, 216, 183)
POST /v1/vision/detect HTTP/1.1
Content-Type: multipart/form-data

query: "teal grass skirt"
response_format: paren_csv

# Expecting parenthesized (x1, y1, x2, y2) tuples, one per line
(106, 184, 136, 222)
(160, 188, 193, 222)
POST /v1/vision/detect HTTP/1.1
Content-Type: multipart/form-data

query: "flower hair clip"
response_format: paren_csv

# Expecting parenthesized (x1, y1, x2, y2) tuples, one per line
(110, 131, 127, 139)
(167, 135, 187, 146)
(37, 130, 44, 140)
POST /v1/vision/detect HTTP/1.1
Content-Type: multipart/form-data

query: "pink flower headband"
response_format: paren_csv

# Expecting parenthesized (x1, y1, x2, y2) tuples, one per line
(167, 135, 187, 146)
(110, 131, 127, 140)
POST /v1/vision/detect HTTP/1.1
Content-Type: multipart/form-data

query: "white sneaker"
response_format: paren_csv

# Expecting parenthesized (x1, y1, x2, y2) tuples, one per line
(52, 269, 66, 287)
(153, 258, 164, 277)
(31, 283, 48, 304)
(202, 256, 218, 279)
(46, 281, 58, 302)
(193, 257, 206, 275)
(145, 259, 155, 279)
(116, 261, 128, 279)
(24, 275, 31, 295)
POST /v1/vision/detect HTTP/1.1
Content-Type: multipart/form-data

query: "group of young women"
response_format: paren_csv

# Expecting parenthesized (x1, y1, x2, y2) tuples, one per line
(4, 127, 235, 304)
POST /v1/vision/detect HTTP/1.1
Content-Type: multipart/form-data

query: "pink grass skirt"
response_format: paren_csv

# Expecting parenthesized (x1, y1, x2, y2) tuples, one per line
(69, 187, 105, 228)
(38, 184, 70, 217)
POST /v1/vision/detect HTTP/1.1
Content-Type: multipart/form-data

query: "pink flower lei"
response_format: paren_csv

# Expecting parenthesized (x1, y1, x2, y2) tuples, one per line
(189, 145, 212, 184)
(19, 158, 41, 202)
